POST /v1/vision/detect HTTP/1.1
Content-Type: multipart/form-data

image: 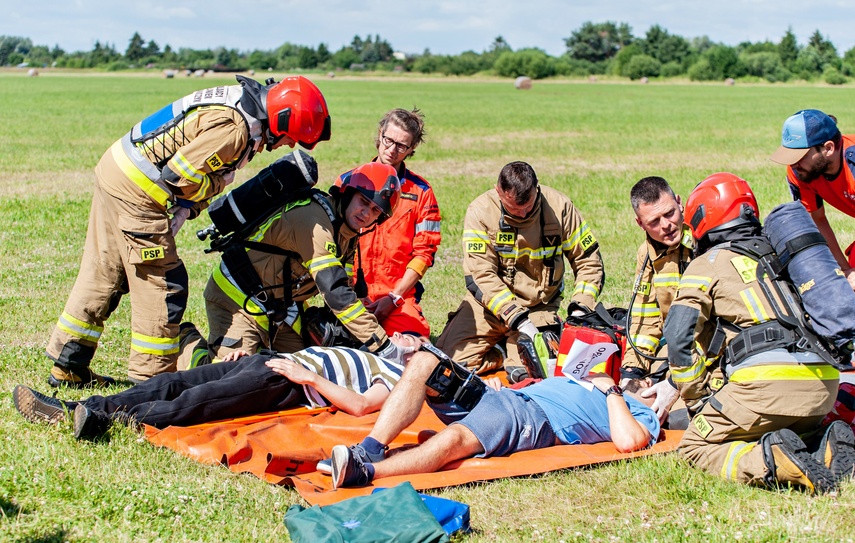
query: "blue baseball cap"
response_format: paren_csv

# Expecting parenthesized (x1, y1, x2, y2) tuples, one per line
(770, 109, 840, 165)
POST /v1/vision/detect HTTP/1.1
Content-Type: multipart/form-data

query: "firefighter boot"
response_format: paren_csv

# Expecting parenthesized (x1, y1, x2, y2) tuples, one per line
(49, 364, 115, 389)
(761, 428, 837, 494)
(812, 421, 855, 484)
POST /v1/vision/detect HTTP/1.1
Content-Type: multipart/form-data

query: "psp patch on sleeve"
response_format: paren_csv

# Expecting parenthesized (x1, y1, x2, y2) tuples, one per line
(325, 241, 338, 255)
(205, 153, 224, 171)
(466, 240, 487, 253)
(580, 232, 597, 252)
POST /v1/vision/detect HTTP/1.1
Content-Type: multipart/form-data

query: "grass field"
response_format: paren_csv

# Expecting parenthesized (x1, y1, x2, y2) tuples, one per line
(2, 71, 855, 542)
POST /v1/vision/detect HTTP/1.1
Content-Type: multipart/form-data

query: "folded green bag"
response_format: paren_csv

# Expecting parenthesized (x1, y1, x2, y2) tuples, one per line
(284, 482, 449, 543)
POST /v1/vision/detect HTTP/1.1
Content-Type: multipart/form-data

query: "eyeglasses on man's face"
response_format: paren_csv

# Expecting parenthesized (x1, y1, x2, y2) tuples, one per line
(381, 132, 412, 154)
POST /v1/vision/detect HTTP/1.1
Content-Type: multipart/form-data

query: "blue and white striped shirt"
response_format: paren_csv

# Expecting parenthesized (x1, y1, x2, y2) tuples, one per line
(286, 346, 404, 408)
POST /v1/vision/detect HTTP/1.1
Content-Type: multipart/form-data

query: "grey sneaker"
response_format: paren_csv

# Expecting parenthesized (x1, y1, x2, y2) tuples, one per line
(331, 444, 374, 489)
(72, 404, 113, 441)
(317, 443, 386, 475)
(13, 385, 68, 425)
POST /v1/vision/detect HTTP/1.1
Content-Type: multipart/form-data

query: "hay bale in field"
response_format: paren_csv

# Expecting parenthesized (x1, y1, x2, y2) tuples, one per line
(194, 69, 205, 77)
(27, 68, 38, 77)
(327, 72, 335, 78)
(639, 77, 649, 84)
(249, 69, 255, 76)
(589, 75, 597, 83)
(725, 78, 735, 86)
(162, 70, 175, 79)
(515, 76, 533, 90)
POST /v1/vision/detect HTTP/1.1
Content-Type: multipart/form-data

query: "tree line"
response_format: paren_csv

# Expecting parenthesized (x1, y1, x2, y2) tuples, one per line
(3, 21, 855, 84)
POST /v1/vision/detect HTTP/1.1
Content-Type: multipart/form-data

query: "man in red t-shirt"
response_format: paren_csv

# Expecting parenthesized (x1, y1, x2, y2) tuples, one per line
(770, 109, 855, 289)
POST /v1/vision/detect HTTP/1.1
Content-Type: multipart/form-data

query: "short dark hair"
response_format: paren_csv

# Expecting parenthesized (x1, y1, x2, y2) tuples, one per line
(630, 176, 677, 212)
(498, 161, 539, 204)
(375, 108, 426, 153)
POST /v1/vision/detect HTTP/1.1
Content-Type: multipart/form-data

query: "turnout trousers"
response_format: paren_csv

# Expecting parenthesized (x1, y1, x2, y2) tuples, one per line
(679, 370, 837, 485)
(46, 161, 188, 382)
(83, 354, 306, 428)
(435, 292, 561, 373)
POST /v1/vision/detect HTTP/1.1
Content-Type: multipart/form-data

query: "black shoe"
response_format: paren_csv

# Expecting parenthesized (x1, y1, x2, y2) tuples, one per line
(12, 385, 68, 425)
(48, 365, 115, 389)
(72, 404, 113, 441)
(317, 443, 387, 475)
(762, 428, 837, 494)
(813, 421, 855, 483)
(331, 444, 374, 489)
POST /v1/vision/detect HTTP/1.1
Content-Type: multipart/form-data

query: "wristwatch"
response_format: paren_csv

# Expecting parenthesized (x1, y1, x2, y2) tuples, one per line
(604, 385, 624, 398)
(388, 291, 405, 308)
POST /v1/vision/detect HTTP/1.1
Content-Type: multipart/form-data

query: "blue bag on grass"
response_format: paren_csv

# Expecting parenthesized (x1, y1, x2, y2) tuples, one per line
(284, 482, 448, 543)
(372, 487, 471, 536)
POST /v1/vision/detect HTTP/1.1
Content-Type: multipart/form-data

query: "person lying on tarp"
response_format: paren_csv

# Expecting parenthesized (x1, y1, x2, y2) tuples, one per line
(323, 344, 660, 489)
(12, 333, 425, 441)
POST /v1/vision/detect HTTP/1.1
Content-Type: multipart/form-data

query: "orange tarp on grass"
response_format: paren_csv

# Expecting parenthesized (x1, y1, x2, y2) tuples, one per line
(145, 404, 683, 506)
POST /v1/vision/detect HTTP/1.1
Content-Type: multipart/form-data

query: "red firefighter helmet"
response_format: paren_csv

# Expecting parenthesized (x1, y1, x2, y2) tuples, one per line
(265, 76, 331, 150)
(332, 162, 400, 223)
(685, 172, 760, 243)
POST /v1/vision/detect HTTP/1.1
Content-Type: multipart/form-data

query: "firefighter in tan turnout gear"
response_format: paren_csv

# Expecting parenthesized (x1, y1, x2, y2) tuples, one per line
(621, 176, 693, 423)
(664, 172, 855, 494)
(46, 75, 331, 387)
(182, 162, 410, 368)
(435, 161, 605, 374)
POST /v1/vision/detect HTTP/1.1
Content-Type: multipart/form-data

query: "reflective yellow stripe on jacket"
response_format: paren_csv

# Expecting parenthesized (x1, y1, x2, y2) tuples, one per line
(111, 138, 172, 207)
(213, 264, 269, 331)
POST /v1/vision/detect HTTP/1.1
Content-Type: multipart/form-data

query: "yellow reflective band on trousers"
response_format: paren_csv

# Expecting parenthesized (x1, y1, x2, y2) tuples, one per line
(336, 301, 367, 325)
(110, 140, 171, 207)
(212, 265, 269, 331)
(131, 332, 179, 356)
(487, 288, 514, 316)
(721, 441, 755, 481)
(728, 363, 839, 384)
(739, 287, 770, 324)
(631, 303, 660, 318)
(573, 281, 600, 299)
(57, 312, 103, 343)
(188, 347, 208, 370)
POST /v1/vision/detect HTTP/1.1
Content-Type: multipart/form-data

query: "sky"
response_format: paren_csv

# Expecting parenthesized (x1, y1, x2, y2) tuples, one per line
(4, 0, 855, 57)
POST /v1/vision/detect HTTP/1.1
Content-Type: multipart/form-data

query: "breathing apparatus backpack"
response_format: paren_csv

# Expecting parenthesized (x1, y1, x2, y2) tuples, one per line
(727, 201, 855, 372)
(196, 150, 324, 325)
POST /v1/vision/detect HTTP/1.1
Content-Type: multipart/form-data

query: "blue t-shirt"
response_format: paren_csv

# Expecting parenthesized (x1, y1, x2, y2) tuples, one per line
(522, 378, 660, 446)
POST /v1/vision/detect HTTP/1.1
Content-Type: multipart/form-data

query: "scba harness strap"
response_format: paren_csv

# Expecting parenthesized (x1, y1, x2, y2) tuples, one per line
(218, 190, 338, 328)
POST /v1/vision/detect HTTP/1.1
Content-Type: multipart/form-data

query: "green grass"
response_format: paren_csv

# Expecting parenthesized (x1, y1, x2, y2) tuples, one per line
(2, 71, 855, 542)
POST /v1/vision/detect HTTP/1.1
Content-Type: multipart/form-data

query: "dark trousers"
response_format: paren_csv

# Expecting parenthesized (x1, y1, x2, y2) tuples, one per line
(83, 354, 305, 428)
